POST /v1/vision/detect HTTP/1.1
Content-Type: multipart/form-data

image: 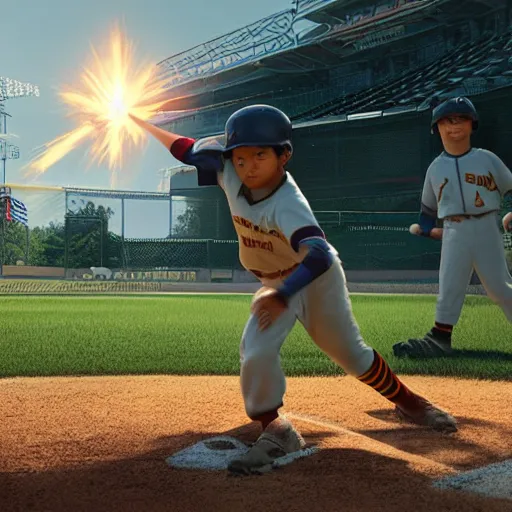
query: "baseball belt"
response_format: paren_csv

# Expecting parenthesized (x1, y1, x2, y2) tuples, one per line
(444, 210, 497, 223)
(250, 263, 299, 280)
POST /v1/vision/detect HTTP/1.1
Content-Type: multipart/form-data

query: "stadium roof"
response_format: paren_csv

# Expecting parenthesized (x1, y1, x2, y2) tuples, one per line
(155, 0, 473, 112)
(156, 1, 451, 93)
(154, 0, 505, 114)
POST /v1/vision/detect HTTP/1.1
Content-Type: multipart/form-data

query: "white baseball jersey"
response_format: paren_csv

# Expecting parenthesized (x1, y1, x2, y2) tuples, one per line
(421, 148, 512, 218)
(216, 161, 335, 276)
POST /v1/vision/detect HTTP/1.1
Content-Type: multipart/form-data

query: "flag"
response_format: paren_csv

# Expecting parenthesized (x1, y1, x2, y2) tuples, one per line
(6, 196, 28, 227)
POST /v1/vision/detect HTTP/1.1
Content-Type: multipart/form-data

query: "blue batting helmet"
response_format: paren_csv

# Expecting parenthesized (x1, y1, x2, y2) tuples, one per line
(431, 96, 479, 134)
(223, 105, 293, 153)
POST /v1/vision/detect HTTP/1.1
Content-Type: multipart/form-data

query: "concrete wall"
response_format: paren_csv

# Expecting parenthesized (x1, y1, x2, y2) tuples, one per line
(2, 266, 65, 278)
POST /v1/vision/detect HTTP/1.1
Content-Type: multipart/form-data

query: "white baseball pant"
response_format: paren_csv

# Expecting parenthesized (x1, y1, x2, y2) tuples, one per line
(436, 212, 512, 325)
(239, 257, 375, 420)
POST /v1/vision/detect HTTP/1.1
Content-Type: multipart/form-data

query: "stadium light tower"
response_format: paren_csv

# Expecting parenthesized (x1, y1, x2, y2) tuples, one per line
(0, 76, 40, 184)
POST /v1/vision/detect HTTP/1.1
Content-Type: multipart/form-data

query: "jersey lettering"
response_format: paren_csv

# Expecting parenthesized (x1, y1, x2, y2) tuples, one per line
(240, 234, 274, 252)
(232, 215, 287, 243)
(464, 172, 498, 192)
(474, 191, 485, 207)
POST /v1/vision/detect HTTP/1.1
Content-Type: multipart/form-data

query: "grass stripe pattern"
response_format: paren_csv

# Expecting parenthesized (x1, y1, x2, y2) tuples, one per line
(0, 295, 510, 380)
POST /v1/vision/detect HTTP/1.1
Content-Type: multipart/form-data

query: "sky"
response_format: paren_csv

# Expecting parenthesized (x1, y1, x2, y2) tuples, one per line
(1, 0, 293, 192)
(0, 0, 292, 236)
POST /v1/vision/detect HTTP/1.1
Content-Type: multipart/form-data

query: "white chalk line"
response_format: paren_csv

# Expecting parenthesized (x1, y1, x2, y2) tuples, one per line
(285, 411, 455, 473)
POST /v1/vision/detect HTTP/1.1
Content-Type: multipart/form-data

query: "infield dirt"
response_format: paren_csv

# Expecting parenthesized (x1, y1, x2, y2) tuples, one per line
(1, 375, 511, 512)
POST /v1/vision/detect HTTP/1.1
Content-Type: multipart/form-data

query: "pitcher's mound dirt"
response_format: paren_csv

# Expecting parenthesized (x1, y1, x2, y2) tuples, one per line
(1, 375, 511, 512)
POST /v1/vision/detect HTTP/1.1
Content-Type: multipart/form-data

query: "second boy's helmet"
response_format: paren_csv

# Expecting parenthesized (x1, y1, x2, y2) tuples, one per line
(431, 96, 479, 134)
(223, 105, 293, 153)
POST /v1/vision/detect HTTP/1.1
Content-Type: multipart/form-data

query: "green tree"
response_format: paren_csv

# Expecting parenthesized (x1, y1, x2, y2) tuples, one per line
(31, 223, 66, 267)
(172, 198, 235, 239)
(0, 212, 66, 268)
(25, 226, 46, 266)
(65, 201, 115, 269)
(173, 203, 201, 238)
(1, 221, 27, 265)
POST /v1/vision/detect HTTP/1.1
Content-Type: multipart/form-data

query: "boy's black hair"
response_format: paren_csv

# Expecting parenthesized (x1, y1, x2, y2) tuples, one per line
(224, 144, 291, 159)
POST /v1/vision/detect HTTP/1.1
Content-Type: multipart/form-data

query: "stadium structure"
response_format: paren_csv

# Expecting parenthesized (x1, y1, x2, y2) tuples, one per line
(152, 0, 512, 270)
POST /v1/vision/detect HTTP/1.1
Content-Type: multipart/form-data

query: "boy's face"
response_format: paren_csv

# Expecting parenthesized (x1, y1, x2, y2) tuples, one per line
(437, 115, 473, 144)
(231, 146, 290, 189)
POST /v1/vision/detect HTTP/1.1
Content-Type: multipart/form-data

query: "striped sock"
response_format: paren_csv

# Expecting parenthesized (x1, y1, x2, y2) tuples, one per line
(358, 350, 419, 410)
(433, 322, 453, 340)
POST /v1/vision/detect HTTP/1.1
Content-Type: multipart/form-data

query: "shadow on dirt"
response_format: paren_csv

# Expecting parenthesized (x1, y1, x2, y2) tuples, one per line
(361, 408, 512, 470)
(2, 421, 510, 512)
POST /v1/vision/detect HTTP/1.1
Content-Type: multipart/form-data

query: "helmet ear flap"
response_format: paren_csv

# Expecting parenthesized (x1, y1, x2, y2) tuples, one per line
(431, 124, 439, 136)
(472, 120, 479, 131)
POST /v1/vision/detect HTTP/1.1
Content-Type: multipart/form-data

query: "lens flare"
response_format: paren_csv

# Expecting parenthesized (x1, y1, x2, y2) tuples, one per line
(26, 25, 170, 184)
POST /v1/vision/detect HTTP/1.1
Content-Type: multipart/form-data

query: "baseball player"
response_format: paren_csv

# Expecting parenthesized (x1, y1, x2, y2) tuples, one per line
(394, 97, 512, 358)
(130, 106, 457, 475)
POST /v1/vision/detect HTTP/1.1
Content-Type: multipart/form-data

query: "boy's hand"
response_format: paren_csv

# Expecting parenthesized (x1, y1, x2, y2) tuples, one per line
(409, 223, 443, 240)
(503, 212, 512, 233)
(251, 287, 287, 331)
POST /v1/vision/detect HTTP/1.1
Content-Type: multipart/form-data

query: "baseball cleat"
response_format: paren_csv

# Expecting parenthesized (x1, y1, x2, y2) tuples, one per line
(392, 330, 453, 358)
(395, 395, 457, 433)
(228, 416, 306, 475)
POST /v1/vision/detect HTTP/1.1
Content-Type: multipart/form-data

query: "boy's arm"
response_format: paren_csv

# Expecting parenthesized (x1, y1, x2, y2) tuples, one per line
(494, 155, 512, 230)
(129, 114, 223, 185)
(129, 114, 183, 151)
(485, 150, 512, 205)
(484, 152, 512, 231)
(419, 167, 438, 236)
(276, 236, 334, 303)
(273, 199, 334, 304)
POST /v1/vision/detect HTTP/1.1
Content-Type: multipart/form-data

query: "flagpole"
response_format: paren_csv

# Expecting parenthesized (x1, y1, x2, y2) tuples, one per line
(0, 198, 4, 276)
(25, 224, 30, 265)
(1, 112, 6, 184)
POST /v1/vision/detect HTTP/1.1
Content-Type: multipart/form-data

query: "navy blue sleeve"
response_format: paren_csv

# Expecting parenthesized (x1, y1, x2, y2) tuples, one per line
(419, 211, 436, 236)
(170, 137, 223, 187)
(276, 238, 334, 302)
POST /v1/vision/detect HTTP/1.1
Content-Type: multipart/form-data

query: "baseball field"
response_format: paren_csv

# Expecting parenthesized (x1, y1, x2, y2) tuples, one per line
(1, 292, 511, 511)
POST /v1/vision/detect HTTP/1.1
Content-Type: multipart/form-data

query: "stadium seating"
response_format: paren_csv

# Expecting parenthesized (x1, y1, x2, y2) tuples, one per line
(293, 28, 512, 122)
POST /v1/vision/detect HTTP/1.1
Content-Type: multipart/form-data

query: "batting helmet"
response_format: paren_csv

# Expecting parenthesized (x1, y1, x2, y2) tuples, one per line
(223, 105, 293, 153)
(431, 97, 479, 134)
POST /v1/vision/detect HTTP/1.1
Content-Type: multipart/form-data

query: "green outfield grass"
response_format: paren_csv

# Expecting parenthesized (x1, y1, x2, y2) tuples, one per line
(0, 295, 510, 380)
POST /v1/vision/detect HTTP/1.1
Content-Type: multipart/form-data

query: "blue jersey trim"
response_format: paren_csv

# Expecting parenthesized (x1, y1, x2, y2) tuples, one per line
(277, 238, 333, 300)
(289, 225, 325, 252)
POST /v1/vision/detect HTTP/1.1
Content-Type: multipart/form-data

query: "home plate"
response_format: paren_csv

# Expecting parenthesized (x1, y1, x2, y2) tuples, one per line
(433, 460, 512, 500)
(166, 435, 319, 471)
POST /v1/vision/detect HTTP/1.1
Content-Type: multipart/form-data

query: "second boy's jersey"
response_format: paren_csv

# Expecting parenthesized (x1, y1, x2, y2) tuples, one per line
(421, 148, 512, 218)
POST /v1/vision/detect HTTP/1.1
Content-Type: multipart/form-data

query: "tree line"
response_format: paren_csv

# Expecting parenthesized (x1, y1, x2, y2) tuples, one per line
(0, 199, 210, 269)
